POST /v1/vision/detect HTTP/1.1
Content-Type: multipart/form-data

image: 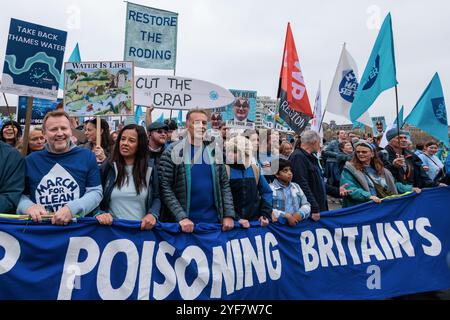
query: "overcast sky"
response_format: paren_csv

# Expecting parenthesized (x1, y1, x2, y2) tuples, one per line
(1, 0, 449, 124)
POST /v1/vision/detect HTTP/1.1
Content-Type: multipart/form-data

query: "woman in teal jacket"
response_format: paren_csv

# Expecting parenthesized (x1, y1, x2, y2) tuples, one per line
(340, 140, 421, 208)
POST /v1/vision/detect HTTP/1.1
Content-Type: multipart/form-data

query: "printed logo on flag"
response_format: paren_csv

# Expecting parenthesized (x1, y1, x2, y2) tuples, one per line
(362, 55, 380, 90)
(339, 70, 358, 103)
(431, 97, 447, 125)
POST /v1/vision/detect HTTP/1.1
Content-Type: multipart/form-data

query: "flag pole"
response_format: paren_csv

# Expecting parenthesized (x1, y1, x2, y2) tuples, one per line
(395, 85, 400, 136)
(170, 65, 176, 122)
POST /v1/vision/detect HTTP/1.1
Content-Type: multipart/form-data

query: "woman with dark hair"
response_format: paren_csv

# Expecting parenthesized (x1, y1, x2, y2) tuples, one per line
(1, 120, 22, 148)
(110, 131, 119, 144)
(82, 118, 112, 164)
(340, 140, 419, 208)
(96, 124, 161, 229)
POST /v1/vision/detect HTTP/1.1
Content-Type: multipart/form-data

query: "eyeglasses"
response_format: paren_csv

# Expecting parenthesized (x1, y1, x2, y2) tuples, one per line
(155, 130, 168, 135)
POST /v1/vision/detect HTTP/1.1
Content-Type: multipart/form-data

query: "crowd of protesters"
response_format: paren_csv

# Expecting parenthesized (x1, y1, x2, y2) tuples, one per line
(0, 104, 449, 233)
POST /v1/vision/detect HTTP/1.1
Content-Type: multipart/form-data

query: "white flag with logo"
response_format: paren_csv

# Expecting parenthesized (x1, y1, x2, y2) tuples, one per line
(325, 44, 372, 126)
(311, 81, 323, 133)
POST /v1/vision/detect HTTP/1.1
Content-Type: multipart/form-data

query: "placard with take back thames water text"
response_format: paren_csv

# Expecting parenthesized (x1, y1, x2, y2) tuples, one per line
(0, 18, 67, 100)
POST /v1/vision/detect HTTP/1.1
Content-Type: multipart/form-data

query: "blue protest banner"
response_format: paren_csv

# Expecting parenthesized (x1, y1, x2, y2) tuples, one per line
(0, 18, 67, 100)
(0, 188, 449, 300)
(124, 3, 178, 70)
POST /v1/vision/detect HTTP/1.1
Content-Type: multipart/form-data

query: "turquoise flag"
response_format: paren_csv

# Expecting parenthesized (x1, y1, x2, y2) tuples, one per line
(134, 105, 143, 125)
(394, 105, 404, 128)
(404, 73, 449, 147)
(177, 110, 183, 127)
(59, 43, 81, 90)
(156, 113, 165, 123)
(350, 13, 398, 123)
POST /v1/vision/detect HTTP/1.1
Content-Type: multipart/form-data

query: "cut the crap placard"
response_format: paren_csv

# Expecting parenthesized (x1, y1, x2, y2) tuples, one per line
(134, 76, 235, 110)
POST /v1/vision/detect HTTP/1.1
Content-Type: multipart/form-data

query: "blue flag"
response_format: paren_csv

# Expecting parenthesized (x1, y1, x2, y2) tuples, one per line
(394, 105, 404, 128)
(134, 105, 143, 125)
(350, 13, 398, 123)
(177, 110, 183, 127)
(404, 73, 449, 147)
(155, 113, 165, 123)
(59, 43, 81, 90)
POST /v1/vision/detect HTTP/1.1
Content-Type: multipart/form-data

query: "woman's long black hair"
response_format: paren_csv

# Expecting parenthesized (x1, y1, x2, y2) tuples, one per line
(112, 124, 149, 195)
(86, 119, 113, 154)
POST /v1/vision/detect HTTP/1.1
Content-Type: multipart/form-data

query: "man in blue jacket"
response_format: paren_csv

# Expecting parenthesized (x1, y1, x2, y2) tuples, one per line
(0, 141, 25, 214)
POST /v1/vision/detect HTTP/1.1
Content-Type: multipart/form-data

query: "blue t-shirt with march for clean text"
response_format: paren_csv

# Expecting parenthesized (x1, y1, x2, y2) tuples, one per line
(25, 147, 101, 213)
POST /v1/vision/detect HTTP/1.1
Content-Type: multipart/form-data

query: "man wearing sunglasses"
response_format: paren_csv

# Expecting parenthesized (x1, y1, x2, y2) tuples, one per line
(233, 97, 253, 123)
(147, 122, 169, 167)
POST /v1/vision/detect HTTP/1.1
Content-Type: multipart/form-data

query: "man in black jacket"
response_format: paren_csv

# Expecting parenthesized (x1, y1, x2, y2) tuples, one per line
(158, 109, 235, 233)
(382, 128, 443, 188)
(0, 141, 25, 214)
(290, 131, 349, 221)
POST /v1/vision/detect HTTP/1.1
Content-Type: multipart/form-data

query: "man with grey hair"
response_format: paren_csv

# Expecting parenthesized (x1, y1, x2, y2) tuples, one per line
(289, 130, 349, 220)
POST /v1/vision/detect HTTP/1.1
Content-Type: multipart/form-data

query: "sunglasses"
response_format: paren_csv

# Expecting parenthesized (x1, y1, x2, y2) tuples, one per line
(154, 130, 168, 135)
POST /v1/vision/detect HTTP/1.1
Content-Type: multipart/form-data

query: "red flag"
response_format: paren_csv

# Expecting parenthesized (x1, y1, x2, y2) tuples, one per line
(279, 23, 312, 115)
(277, 23, 313, 133)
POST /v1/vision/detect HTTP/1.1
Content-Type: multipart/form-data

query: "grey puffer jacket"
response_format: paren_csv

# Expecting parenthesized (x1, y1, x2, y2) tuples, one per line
(158, 138, 236, 223)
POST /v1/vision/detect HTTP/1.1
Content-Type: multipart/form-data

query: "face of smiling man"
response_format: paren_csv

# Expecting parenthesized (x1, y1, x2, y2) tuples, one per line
(233, 98, 250, 122)
(43, 115, 73, 154)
